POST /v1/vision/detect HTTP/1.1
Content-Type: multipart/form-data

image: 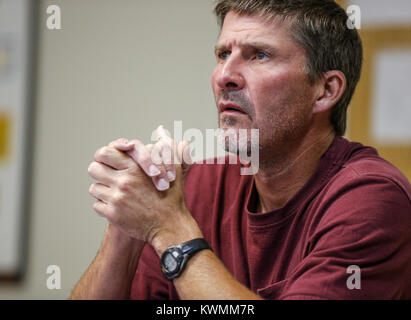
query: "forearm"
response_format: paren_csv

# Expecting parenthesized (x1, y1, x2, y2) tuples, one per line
(70, 224, 145, 300)
(174, 250, 263, 300)
(153, 215, 262, 300)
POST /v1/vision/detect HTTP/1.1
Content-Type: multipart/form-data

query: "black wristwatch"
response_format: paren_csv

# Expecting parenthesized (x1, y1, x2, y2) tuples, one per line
(160, 238, 212, 280)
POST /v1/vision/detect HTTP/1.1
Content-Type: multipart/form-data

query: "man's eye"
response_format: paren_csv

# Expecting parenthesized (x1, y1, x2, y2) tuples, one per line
(256, 52, 268, 60)
(218, 51, 230, 60)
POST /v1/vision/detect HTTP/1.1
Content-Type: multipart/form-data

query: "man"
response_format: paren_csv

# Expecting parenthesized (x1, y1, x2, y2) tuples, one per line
(70, 0, 411, 299)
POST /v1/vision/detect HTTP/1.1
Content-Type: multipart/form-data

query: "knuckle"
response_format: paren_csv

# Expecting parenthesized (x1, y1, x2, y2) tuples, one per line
(94, 148, 103, 160)
(116, 176, 134, 191)
(92, 202, 104, 217)
(111, 191, 124, 206)
(94, 146, 111, 161)
(87, 162, 98, 174)
(93, 202, 101, 211)
(102, 146, 113, 157)
(88, 184, 95, 195)
(105, 207, 120, 224)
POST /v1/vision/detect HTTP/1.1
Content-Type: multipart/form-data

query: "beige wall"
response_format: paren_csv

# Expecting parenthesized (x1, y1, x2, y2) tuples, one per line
(0, 0, 218, 299)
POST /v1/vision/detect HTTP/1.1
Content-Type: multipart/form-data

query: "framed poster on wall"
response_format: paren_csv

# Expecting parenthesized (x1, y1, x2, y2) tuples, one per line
(348, 27, 411, 181)
(0, 0, 37, 280)
(346, 0, 411, 182)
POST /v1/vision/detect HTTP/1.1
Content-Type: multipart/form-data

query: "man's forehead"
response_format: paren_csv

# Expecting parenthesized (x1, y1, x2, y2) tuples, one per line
(217, 11, 292, 43)
(216, 11, 294, 50)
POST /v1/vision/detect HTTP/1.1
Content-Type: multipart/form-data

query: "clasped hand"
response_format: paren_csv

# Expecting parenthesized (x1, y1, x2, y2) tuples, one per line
(87, 125, 201, 252)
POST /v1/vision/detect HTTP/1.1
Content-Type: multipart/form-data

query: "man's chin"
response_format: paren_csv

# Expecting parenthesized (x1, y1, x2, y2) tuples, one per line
(219, 113, 252, 127)
(217, 127, 252, 155)
(219, 122, 251, 132)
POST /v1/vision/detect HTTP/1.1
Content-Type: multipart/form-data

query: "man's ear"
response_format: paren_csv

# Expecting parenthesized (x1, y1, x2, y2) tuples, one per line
(313, 70, 346, 114)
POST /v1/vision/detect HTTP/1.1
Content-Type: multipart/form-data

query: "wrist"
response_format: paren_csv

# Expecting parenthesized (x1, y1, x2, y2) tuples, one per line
(160, 238, 212, 281)
(95, 224, 145, 288)
(151, 213, 203, 257)
(105, 223, 145, 253)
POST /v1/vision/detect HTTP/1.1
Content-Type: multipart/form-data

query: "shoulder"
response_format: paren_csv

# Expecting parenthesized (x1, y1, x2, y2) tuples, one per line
(312, 148, 411, 239)
(326, 150, 411, 203)
(345, 149, 410, 198)
(302, 138, 411, 245)
(324, 137, 410, 200)
(296, 150, 411, 298)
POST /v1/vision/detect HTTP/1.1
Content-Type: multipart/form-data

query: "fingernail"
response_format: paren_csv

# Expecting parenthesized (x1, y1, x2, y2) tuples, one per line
(158, 178, 169, 191)
(149, 165, 161, 176)
(167, 171, 175, 182)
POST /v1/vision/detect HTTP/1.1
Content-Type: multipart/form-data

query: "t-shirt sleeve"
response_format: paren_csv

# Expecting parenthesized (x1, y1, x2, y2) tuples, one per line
(278, 173, 411, 300)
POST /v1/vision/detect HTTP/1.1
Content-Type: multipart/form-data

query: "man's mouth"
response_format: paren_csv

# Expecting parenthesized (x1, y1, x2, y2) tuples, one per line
(218, 102, 248, 115)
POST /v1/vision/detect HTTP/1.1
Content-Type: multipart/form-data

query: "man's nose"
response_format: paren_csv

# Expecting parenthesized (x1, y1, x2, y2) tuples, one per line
(215, 55, 245, 91)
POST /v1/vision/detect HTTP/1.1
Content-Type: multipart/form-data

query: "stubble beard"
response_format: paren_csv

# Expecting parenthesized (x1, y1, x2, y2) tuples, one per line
(219, 116, 258, 156)
(217, 90, 258, 156)
(256, 104, 312, 173)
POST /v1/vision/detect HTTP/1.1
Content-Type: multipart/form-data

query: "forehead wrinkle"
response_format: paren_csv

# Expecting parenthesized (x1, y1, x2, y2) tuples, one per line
(215, 40, 278, 57)
(218, 12, 296, 43)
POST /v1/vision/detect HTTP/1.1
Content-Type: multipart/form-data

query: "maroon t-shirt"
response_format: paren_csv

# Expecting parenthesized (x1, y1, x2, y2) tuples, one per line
(130, 137, 411, 299)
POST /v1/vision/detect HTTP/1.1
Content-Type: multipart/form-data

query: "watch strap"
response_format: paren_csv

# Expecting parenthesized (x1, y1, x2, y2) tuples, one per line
(180, 238, 211, 255)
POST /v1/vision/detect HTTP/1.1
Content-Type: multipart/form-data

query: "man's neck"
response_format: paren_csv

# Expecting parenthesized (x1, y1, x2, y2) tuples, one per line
(254, 129, 336, 213)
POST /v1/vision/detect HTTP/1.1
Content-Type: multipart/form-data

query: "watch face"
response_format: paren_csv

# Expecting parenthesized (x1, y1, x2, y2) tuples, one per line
(162, 247, 183, 275)
(163, 253, 178, 273)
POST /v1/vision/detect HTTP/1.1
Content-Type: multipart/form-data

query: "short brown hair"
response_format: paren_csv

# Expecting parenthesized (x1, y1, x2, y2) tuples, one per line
(214, 0, 363, 136)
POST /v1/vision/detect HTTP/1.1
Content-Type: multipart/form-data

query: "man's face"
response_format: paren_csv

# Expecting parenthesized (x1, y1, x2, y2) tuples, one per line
(212, 12, 318, 155)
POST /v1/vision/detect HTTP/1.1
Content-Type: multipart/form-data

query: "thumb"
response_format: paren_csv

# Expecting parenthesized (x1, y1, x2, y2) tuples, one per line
(109, 138, 135, 151)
